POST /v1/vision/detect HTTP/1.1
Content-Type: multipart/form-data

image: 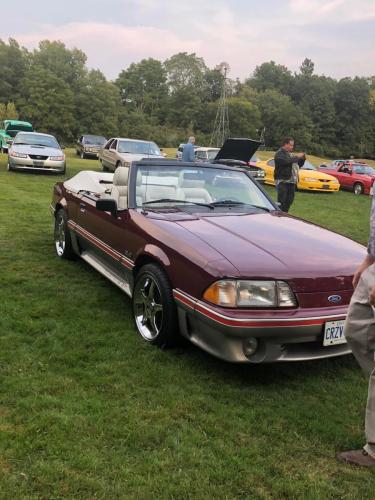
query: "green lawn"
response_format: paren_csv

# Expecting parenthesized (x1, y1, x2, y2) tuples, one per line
(1, 149, 375, 498)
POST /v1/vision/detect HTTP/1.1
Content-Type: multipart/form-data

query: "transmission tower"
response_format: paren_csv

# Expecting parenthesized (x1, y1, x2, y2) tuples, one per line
(210, 62, 230, 147)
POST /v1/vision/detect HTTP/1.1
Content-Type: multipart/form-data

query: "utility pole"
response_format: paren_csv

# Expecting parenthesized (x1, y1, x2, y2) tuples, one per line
(210, 62, 230, 147)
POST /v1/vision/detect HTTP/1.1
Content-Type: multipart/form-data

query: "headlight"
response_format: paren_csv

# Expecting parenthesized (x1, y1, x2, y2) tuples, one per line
(332, 178, 339, 183)
(49, 155, 65, 161)
(302, 177, 316, 183)
(9, 151, 28, 158)
(203, 280, 297, 308)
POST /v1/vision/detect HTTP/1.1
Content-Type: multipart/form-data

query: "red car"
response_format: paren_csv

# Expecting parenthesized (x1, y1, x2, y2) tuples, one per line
(51, 159, 365, 363)
(318, 160, 375, 195)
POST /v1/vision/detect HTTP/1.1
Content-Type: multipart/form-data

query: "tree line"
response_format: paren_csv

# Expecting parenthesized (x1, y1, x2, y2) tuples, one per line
(1, 38, 374, 157)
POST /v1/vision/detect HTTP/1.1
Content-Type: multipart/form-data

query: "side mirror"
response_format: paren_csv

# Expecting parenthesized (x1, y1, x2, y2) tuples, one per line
(96, 198, 118, 217)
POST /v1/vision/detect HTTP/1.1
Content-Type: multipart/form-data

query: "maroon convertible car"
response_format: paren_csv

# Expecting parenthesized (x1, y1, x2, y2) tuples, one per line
(51, 159, 365, 363)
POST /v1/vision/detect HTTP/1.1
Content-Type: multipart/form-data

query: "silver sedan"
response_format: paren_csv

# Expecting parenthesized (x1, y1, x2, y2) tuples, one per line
(8, 132, 66, 174)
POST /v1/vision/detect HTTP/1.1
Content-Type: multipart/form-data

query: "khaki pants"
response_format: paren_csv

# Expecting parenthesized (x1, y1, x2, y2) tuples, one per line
(344, 263, 375, 457)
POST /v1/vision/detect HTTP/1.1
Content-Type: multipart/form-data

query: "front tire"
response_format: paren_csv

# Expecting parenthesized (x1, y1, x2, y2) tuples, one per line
(353, 182, 364, 195)
(132, 264, 178, 348)
(54, 209, 75, 259)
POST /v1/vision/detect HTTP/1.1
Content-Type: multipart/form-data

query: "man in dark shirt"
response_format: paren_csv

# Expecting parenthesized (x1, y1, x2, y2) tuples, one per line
(274, 137, 305, 212)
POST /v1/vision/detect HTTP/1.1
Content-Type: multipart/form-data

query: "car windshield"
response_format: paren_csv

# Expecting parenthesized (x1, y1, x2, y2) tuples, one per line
(13, 133, 60, 148)
(83, 135, 106, 145)
(118, 140, 161, 156)
(207, 149, 219, 160)
(136, 165, 274, 212)
(301, 161, 316, 171)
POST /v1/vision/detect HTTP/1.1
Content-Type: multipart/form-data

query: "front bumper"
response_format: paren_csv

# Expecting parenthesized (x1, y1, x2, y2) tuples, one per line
(298, 181, 340, 192)
(174, 289, 350, 363)
(9, 156, 65, 173)
(82, 149, 100, 157)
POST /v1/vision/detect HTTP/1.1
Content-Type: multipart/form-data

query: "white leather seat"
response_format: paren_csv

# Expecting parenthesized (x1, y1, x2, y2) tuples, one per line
(111, 167, 129, 209)
(177, 174, 212, 204)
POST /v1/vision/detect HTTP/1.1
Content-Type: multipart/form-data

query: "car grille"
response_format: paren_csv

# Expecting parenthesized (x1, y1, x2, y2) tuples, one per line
(319, 179, 331, 182)
(29, 154, 48, 160)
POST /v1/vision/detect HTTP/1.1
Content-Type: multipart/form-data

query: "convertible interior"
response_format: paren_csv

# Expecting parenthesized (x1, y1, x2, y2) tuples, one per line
(63, 168, 214, 209)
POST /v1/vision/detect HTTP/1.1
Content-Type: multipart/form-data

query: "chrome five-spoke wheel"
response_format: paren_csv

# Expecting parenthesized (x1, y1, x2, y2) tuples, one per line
(134, 275, 163, 341)
(132, 264, 178, 347)
(54, 213, 66, 257)
(53, 209, 74, 259)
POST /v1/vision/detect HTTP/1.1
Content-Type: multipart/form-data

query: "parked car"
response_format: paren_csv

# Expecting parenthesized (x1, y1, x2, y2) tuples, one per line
(51, 159, 365, 363)
(195, 140, 265, 183)
(318, 161, 375, 195)
(258, 158, 340, 192)
(76, 135, 107, 159)
(176, 143, 184, 160)
(8, 131, 66, 173)
(0, 120, 33, 153)
(195, 147, 220, 162)
(99, 138, 164, 172)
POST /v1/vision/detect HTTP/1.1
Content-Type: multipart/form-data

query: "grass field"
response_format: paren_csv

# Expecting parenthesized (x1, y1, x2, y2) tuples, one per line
(1, 149, 375, 498)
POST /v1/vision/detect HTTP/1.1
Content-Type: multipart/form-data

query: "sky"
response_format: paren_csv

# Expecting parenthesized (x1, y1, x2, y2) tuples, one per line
(3, 0, 375, 81)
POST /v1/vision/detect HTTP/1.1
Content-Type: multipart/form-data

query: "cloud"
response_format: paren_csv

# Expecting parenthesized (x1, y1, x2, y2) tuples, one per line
(16, 22, 200, 79)
(289, 0, 375, 23)
(13, 4, 375, 82)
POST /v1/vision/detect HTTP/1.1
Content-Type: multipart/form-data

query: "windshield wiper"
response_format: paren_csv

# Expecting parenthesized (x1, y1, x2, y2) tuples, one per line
(211, 200, 271, 212)
(142, 198, 214, 209)
(210, 200, 247, 206)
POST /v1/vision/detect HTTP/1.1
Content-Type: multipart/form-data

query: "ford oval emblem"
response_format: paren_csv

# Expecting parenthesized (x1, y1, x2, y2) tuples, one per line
(328, 295, 342, 303)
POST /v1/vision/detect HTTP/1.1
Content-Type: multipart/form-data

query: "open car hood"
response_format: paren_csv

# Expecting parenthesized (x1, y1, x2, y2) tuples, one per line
(214, 138, 262, 163)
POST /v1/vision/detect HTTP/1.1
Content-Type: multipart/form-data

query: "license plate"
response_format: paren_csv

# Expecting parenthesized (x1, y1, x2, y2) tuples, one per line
(322, 184, 330, 189)
(33, 160, 44, 167)
(323, 320, 346, 346)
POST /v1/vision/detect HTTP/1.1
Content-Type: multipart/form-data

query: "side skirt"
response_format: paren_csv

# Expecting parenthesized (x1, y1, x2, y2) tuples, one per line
(80, 249, 132, 297)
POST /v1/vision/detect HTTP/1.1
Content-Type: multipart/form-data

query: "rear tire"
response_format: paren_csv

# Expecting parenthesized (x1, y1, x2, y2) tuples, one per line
(132, 264, 178, 348)
(54, 209, 75, 259)
(353, 182, 364, 195)
(101, 160, 108, 172)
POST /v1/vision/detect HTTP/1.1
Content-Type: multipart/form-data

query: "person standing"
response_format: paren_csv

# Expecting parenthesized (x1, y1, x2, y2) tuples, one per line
(338, 194, 375, 467)
(274, 138, 305, 212)
(182, 136, 196, 162)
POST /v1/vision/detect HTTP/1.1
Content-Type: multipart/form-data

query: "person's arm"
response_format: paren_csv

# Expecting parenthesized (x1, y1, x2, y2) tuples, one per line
(274, 150, 294, 168)
(353, 196, 375, 289)
(297, 154, 306, 168)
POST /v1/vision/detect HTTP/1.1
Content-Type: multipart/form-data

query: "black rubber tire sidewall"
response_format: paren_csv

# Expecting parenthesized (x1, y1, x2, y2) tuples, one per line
(353, 183, 363, 195)
(132, 263, 178, 348)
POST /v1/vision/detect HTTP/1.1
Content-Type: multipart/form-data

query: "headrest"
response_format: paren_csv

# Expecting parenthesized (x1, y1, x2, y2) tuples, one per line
(113, 166, 129, 186)
(179, 172, 205, 188)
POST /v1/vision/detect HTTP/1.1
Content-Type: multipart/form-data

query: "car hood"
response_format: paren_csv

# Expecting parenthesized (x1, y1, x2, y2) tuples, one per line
(11, 144, 63, 156)
(299, 170, 337, 181)
(173, 212, 365, 292)
(118, 152, 164, 161)
(214, 138, 262, 163)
